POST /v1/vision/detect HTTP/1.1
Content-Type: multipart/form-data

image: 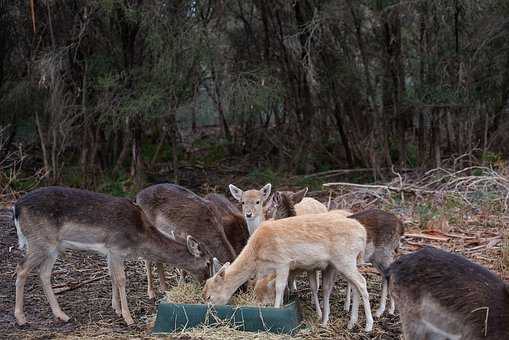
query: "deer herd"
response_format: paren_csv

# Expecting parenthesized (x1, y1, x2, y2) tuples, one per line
(11, 183, 509, 339)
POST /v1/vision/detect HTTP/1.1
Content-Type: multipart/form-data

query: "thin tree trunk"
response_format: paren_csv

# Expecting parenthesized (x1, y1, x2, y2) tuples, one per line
(168, 108, 179, 183)
(35, 112, 50, 177)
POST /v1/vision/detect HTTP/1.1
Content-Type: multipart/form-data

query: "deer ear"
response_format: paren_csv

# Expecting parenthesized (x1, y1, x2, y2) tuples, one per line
(291, 187, 308, 204)
(229, 184, 243, 202)
(260, 183, 272, 202)
(186, 235, 202, 258)
(216, 262, 230, 280)
(160, 228, 176, 241)
(212, 257, 222, 275)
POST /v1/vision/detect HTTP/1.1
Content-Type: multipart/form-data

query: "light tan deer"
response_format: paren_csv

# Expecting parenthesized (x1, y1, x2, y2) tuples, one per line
(263, 196, 404, 318)
(228, 183, 271, 235)
(13, 186, 215, 326)
(203, 211, 374, 331)
(257, 189, 350, 316)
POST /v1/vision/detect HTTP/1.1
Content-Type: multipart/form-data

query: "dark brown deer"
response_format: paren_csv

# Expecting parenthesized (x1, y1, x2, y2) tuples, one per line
(346, 208, 404, 317)
(136, 184, 249, 298)
(204, 193, 249, 256)
(13, 186, 213, 326)
(387, 246, 509, 340)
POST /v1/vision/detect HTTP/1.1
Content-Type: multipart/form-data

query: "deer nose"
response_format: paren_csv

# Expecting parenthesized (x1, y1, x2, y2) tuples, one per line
(245, 212, 253, 218)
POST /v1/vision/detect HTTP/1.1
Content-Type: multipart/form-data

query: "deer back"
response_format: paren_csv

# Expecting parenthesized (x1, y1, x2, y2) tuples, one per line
(136, 184, 236, 263)
(14, 186, 148, 250)
(14, 186, 212, 280)
(387, 246, 509, 339)
(348, 209, 403, 249)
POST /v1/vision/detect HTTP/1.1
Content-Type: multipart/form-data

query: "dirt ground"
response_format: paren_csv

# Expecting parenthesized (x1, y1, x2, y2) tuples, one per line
(0, 198, 506, 340)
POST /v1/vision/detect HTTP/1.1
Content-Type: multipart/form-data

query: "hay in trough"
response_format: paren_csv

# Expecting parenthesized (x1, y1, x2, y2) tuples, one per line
(165, 281, 204, 304)
(165, 282, 261, 306)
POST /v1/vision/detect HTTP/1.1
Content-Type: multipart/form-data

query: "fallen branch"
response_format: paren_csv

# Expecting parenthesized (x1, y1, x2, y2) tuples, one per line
(54, 274, 108, 294)
(323, 182, 438, 195)
(404, 233, 450, 242)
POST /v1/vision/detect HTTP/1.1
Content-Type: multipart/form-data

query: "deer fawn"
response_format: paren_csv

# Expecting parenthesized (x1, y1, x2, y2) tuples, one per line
(203, 210, 374, 331)
(387, 246, 509, 340)
(13, 187, 214, 326)
(228, 183, 271, 234)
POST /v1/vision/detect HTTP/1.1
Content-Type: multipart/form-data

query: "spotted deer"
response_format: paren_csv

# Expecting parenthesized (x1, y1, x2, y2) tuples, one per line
(13, 186, 214, 326)
(387, 246, 509, 340)
(136, 184, 248, 299)
(203, 210, 374, 331)
(228, 183, 271, 235)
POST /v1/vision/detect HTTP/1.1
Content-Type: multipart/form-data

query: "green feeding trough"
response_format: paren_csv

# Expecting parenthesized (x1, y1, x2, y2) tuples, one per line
(152, 300, 302, 335)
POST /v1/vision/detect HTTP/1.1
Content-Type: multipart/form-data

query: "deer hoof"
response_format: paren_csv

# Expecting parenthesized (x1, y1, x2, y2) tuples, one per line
(15, 313, 27, 326)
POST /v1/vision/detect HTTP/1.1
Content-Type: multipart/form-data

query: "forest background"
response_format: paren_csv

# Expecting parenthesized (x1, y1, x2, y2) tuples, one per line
(1, 0, 509, 197)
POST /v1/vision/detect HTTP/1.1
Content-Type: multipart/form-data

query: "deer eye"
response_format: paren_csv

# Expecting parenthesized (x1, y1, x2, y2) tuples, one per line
(256, 201, 260, 205)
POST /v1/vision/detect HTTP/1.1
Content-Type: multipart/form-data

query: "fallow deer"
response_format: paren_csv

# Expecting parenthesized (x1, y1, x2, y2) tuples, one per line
(262, 192, 402, 318)
(204, 193, 250, 256)
(258, 189, 349, 313)
(136, 184, 248, 298)
(387, 246, 509, 340)
(228, 183, 271, 234)
(13, 186, 214, 326)
(263, 187, 328, 220)
(258, 188, 328, 313)
(341, 209, 404, 317)
(203, 210, 374, 331)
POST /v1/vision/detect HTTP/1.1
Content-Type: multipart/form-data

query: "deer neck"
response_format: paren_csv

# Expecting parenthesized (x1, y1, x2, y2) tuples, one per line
(246, 215, 263, 235)
(138, 229, 190, 267)
(224, 245, 257, 293)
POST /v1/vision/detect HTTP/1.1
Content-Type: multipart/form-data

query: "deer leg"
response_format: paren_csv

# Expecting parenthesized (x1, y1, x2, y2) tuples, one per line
(110, 255, 134, 325)
(344, 282, 352, 312)
(335, 260, 373, 332)
(308, 270, 322, 319)
(156, 263, 167, 292)
(145, 260, 156, 299)
(15, 247, 45, 325)
(108, 256, 121, 315)
(274, 267, 289, 308)
(375, 275, 388, 318)
(39, 249, 70, 322)
(176, 268, 187, 284)
(388, 290, 396, 315)
(287, 271, 297, 292)
(321, 265, 337, 326)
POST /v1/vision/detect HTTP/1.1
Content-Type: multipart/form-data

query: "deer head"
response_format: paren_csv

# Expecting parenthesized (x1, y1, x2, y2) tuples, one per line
(228, 183, 271, 234)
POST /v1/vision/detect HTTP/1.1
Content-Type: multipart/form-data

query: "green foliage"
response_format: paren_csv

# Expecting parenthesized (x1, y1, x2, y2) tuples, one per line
(96, 173, 134, 197)
(8, 177, 40, 192)
(406, 144, 418, 168)
(0, 81, 45, 122)
(481, 151, 503, 166)
(247, 168, 281, 187)
(415, 201, 439, 227)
